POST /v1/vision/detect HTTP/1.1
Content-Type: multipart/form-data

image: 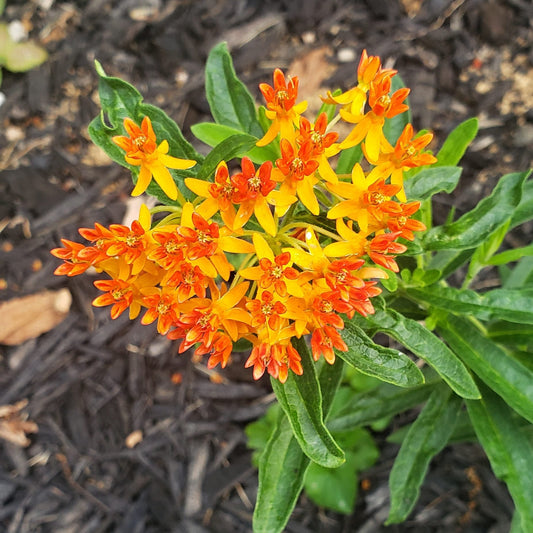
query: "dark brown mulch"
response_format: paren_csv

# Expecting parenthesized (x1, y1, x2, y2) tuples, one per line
(0, 0, 532, 531)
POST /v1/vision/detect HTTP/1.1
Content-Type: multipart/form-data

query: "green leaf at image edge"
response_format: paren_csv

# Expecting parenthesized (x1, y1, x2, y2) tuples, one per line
(271, 338, 345, 468)
(421, 171, 529, 251)
(466, 382, 533, 532)
(253, 358, 344, 533)
(387, 385, 462, 524)
(435, 117, 478, 167)
(438, 316, 533, 424)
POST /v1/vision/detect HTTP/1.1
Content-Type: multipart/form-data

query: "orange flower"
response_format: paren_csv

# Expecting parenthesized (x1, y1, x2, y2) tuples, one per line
(93, 278, 140, 319)
(311, 326, 347, 365)
(273, 139, 320, 215)
(113, 116, 196, 200)
(231, 157, 278, 235)
(366, 123, 437, 200)
(141, 288, 181, 335)
(340, 76, 410, 161)
(51, 239, 96, 276)
(257, 69, 307, 147)
(321, 49, 396, 115)
(185, 161, 238, 228)
(246, 290, 287, 330)
(297, 113, 339, 184)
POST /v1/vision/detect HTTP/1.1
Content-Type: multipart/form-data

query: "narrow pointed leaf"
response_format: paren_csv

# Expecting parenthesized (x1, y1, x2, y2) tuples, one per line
(439, 316, 533, 424)
(466, 383, 533, 532)
(434, 117, 478, 167)
(271, 338, 345, 468)
(205, 42, 263, 137)
(361, 309, 480, 399)
(404, 166, 462, 200)
(337, 321, 424, 388)
(328, 379, 436, 432)
(336, 145, 363, 174)
(421, 171, 529, 251)
(510, 178, 533, 229)
(191, 122, 279, 163)
(253, 357, 344, 533)
(387, 386, 462, 523)
(410, 285, 533, 325)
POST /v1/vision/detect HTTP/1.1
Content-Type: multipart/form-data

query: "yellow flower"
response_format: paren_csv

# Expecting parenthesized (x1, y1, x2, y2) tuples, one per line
(113, 116, 196, 200)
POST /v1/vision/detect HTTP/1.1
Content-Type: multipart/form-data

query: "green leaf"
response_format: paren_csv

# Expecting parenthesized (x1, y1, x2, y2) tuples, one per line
(304, 429, 379, 515)
(383, 74, 411, 145)
(337, 321, 424, 388)
(434, 118, 478, 167)
(421, 171, 529, 251)
(487, 321, 533, 349)
(387, 386, 462, 524)
(439, 316, 533, 424)
(361, 309, 480, 399)
(253, 353, 344, 533)
(271, 338, 345, 468)
(404, 166, 462, 200)
(205, 42, 263, 137)
(429, 249, 475, 281)
(510, 178, 533, 229)
(466, 382, 533, 532)
(328, 378, 436, 432)
(336, 145, 363, 175)
(253, 412, 310, 533)
(503, 256, 533, 289)
(410, 285, 533, 325)
(3, 40, 48, 73)
(88, 62, 202, 203)
(191, 122, 279, 163)
(488, 243, 533, 266)
(194, 134, 258, 183)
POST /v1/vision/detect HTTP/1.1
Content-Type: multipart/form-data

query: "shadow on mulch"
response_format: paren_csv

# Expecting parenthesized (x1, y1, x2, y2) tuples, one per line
(1, 0, 532, 531)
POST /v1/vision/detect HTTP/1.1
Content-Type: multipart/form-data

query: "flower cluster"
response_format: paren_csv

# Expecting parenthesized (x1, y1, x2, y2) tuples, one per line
(52, 50, 435, 383)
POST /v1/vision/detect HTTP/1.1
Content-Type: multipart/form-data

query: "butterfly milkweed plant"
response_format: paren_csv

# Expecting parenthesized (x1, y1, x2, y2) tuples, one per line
(52, 43, 533, 532)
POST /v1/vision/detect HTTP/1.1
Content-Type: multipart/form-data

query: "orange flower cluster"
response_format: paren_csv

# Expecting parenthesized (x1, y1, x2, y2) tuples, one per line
(52, 50, 436, 383)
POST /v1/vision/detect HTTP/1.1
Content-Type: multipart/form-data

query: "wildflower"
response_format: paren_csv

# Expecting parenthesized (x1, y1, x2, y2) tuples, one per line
(340, 76, 410, 161)
(240, 233, 301, 297)
(50, 239, 96, 276)
(327, 163, 402, 235)
(231, 157, 278, 235)
(257, 69, 307, 147)
(321, 49, 396, 115)
(185, 161, 238, 228)
(366, 123, 437, 200)
(112, 116, 196, 200)
(246, 290, 287, 330)
(297, 113, 339, 184)
(92, 278, 140, 319)
(141, 287, 181, 335)
(273, 139, 320, 215)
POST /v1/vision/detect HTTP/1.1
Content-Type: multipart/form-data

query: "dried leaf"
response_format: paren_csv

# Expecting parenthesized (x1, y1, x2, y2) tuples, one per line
(0, 289, 72, 345)
(0, 399, 38, 447)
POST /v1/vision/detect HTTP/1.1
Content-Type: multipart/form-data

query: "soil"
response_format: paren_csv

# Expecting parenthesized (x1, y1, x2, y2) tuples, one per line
(0, 0, 532, 532)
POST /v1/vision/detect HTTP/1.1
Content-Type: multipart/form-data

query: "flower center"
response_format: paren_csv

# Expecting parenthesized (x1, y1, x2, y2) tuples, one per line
(271, 266, 284, 279)
(126, 234, 141, 247)
(134, 135, 147, 148)
(369, 192, 386, 205)
(248, 175, 261, 190)
(157, 301, 170, 315)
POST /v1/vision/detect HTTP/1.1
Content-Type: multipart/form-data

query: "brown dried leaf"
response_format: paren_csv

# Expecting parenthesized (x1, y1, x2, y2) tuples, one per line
(0, 400, 38, 447)
(0, 288, 72, 345)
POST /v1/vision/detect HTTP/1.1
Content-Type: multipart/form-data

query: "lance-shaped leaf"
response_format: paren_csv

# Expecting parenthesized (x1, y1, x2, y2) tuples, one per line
(194, 134, 258, 182)
(466, 383, 533, 532)
(387, 385, 462, 523)
(510, 177, 533, 229)
(434, 117, 478, 167)
(328, 378, 436, 432)
(253, 358, 344, 533)
(421, 171, 529, 251)
(410, 285, 533, 325)
(336, 144, 363, 175)
(191, 122, 279, 163)
(404, 166, 462, 200)
(361, 309, 480, 399)
(439, 316, 533, 424)
(271, 338, 344, 468)
(205, 42, 263, 137)
(336, 321, 424, 388)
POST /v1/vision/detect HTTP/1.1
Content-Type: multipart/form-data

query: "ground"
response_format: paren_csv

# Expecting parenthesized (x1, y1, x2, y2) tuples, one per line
(0, 0, 532, 531)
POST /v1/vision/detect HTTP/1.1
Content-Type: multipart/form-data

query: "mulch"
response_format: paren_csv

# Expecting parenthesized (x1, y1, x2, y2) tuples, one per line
(0, 0, 532, 531)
